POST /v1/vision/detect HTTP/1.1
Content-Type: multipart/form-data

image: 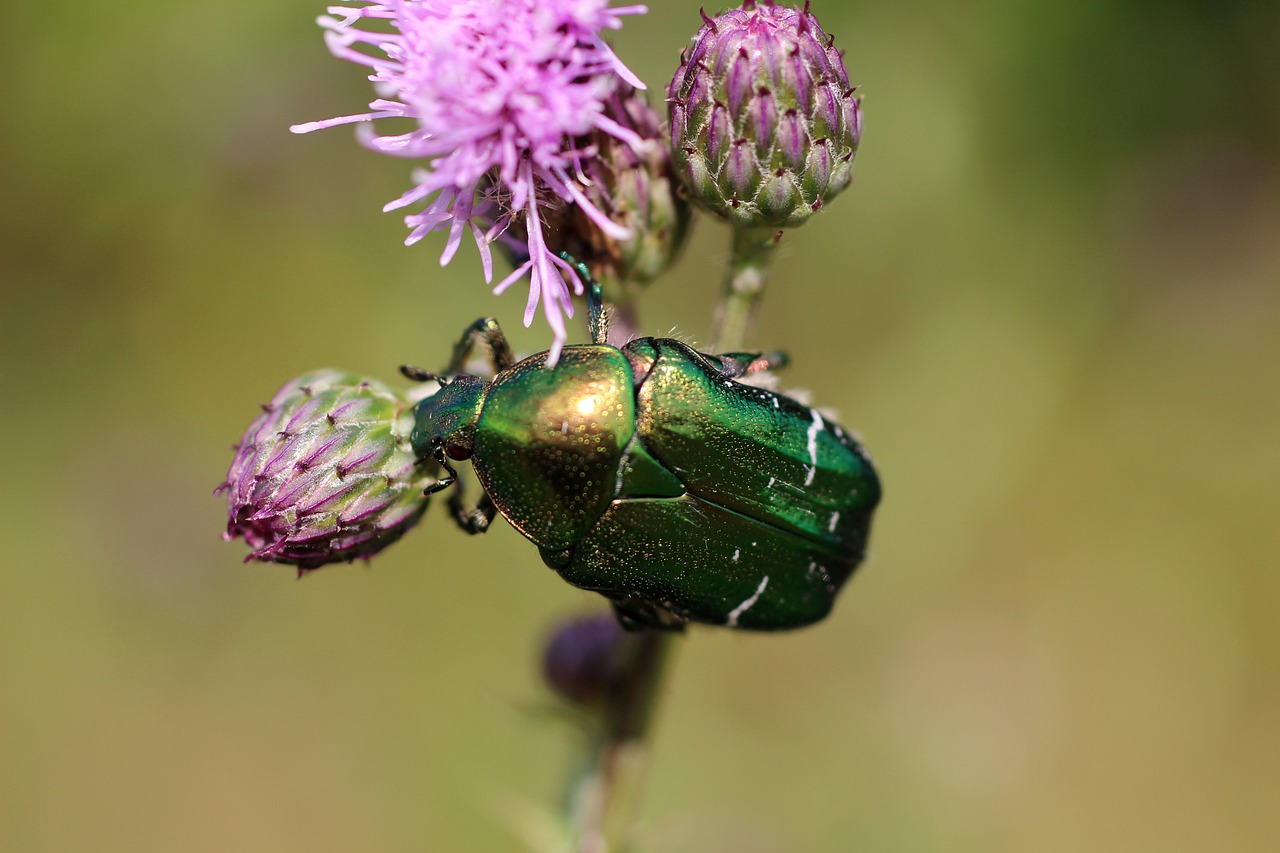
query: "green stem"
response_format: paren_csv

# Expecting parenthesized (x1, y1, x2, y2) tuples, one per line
(711, 226, 781, 353)
(558, 224, 774, 850)
(564, 631, 674, 853)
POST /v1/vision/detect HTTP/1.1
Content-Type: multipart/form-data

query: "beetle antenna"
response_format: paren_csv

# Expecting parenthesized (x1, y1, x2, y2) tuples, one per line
(400, 364, 446, 384)
(558, 251, 609, 345)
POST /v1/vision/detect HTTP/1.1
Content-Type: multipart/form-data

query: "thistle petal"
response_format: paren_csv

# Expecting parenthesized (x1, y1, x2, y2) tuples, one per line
(293, 0, 647, 356)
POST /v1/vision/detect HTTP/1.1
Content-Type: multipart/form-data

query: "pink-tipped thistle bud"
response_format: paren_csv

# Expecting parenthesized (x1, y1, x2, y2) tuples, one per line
(668, 1, 861, 228)
(218, 370, 433, 571)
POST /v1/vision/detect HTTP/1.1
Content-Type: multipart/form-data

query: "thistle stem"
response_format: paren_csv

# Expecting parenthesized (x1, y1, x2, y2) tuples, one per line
(565, 631, 674, 852)
(560, 223, 770, 850)
(711, 225, 781, 353)
(563, 265, 674, 850)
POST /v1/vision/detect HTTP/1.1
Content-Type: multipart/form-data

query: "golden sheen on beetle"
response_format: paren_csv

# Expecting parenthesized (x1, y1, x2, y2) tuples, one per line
(404, 267, 880, 632)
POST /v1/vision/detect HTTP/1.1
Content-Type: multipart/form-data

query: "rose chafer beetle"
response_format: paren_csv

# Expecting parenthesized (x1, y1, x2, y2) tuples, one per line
(403, 260, 880, 631)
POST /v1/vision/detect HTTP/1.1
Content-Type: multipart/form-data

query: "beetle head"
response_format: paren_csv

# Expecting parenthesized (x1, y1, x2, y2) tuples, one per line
(410, 375, 486, 463)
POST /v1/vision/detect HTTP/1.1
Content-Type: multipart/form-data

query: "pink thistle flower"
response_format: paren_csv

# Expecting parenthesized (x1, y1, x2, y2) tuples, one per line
(291, 0, 648, 363)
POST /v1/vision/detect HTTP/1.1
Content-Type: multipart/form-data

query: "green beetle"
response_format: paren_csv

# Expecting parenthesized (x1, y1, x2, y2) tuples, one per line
(403, 264, 880, 631)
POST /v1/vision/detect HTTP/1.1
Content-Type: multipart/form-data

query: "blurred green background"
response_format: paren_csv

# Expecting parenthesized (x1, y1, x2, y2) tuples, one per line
(3, 1, 1278, 850)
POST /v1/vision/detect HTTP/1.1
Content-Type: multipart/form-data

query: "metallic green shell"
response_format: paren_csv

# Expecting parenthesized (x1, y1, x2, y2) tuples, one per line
(473, 346, 635, 550)
(544, 338, 880, 630)
(549, 495, 850, 630)
(634, 340, 878, 559)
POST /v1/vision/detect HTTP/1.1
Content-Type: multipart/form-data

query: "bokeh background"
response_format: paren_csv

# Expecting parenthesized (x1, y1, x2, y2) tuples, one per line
(3, 1, 1278, 850)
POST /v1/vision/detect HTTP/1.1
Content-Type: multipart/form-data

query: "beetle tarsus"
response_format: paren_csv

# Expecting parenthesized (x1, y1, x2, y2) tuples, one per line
(423, 452, 461, 496)
(400, 364, 441, 383)
(717, 350, 790, 378)
(423, 477, 454, 496)
(449, 491, 497, 535)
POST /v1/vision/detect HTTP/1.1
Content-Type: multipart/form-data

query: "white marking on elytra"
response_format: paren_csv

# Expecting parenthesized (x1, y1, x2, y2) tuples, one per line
(614, 434, 634, 497)
(560, 421, 569, 435)
(767, 476, 776, 489)
(828, 511, 840, 532)
(726, 575, 770, 627)
(804, 409, 824, 486)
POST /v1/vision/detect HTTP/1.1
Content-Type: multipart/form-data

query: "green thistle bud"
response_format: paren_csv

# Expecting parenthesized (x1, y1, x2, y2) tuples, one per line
(550, 88, 692, 286)
(218, 370, 432, 571)
(668, 1, 862, 228)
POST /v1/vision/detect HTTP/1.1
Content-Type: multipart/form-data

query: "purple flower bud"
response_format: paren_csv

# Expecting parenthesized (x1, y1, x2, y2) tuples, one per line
(668, 1, 861, 229)
(542, 613, 630, 707)
(218, 370, 433, 571)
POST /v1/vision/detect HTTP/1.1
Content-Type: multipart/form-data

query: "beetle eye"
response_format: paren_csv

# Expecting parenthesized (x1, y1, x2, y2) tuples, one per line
(445, 442, 470, 461)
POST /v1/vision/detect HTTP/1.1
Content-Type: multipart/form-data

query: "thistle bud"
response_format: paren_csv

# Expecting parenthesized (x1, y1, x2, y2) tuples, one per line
(668, 1, 861, 228)
(542, 613, 630, 708)
(218, 370, 432, 571)
(541, 87, 693, 288)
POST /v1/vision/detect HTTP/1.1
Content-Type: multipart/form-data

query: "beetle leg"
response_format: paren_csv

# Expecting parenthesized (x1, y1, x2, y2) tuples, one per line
(399, 364, 442, 383)
(448, 491, 498, 535)
(559, 251, 611, 345)
(444, 317, 515, 376)
(716, 351, 790, 378)
(422, 475, 455, 496)
(743, 351, 789, 374)
(586, 281, 609, 346)
(423, 452, 457, 496)
(611, 598, 689, 633)
(426, 448, 495, 533)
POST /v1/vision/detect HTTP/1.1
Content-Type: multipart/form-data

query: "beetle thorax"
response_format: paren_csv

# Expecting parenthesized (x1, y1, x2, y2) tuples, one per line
(410, 376, 487, 461)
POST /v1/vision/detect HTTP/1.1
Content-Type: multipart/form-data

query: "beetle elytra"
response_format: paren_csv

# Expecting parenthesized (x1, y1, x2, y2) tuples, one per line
(403, 261, 880, 631)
